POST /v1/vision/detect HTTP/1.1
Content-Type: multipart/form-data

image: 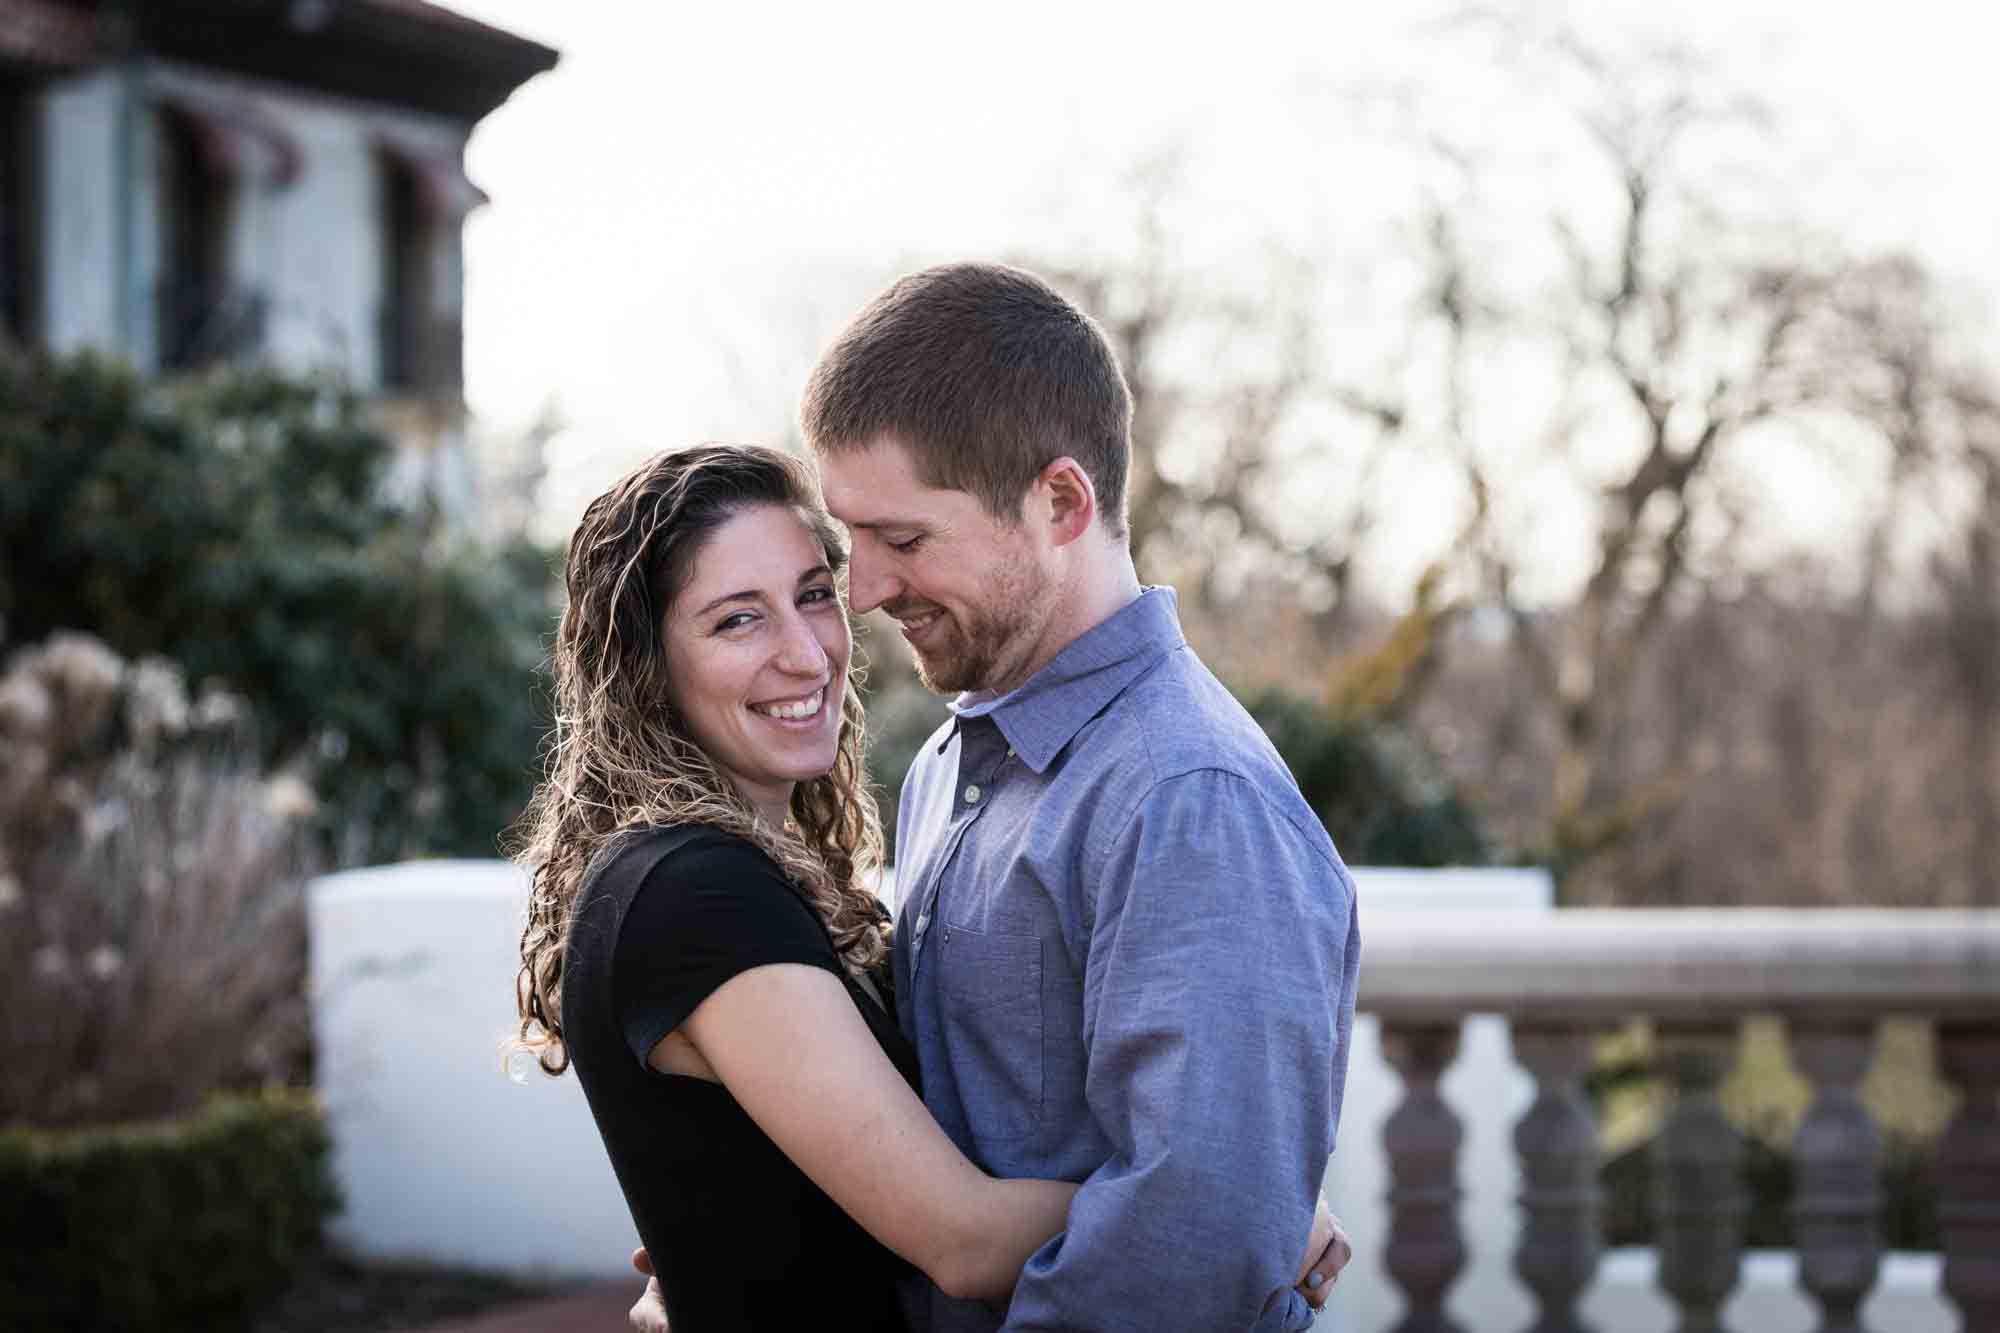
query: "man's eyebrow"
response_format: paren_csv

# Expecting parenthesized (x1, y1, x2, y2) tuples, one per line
(841, 517, 922, 532)
(691, 564, 831, 618)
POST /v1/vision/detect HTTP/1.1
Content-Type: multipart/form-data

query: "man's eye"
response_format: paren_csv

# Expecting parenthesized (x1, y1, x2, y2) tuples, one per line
(888, 534, 926, 554)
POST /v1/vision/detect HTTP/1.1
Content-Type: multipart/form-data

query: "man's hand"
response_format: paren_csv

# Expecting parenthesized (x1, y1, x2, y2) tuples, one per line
(1293, 1197, 1353, 1313)
(628, 1248, 669, 1333)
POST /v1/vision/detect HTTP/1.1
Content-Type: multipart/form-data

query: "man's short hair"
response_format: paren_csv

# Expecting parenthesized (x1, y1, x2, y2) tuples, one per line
(799, 263, 1134, 536)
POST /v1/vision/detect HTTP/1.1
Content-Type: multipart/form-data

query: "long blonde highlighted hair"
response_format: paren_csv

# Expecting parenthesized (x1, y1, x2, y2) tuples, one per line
(511, 444, 886, 1075)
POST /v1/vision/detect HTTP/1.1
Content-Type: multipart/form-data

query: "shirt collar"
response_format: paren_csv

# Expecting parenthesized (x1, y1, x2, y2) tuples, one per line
(949, 586, 1185, 774)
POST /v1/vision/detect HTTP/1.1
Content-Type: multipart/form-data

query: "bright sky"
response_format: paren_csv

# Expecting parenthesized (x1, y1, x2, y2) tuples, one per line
(441, 0, 2000, 600)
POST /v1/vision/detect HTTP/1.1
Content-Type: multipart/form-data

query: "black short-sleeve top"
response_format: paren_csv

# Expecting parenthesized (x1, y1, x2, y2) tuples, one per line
(560, 825, 918, 1332)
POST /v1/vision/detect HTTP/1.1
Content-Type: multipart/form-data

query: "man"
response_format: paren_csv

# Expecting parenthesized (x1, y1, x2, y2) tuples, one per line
(637, 263, 1359, 1330)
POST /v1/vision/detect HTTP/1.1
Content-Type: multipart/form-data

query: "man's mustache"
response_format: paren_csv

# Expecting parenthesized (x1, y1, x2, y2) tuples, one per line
(882, 599, 945, 622)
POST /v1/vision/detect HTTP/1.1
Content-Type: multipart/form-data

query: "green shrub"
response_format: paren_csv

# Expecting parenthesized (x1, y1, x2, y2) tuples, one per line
(1589, 1018, 1947, 1251)
(1243, 689, 1492, 866)
(0, 349, 555, 862)
(1598, 1131, 1938, 1251)
(0, 1089, 339, 1331)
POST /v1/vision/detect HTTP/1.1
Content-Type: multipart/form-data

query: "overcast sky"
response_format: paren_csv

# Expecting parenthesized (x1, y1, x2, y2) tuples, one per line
(438, 0, 1999, 597)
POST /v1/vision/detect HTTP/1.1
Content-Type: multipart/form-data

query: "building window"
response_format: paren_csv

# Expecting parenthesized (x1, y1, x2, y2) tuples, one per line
(375, 139, 479, 398)
(377, 149, 434, 392)
(155, 103, 237, 370)
(0, 77, 37, 345)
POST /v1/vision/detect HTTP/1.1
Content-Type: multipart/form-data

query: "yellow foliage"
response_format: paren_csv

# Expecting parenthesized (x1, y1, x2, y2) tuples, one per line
(1324, 565, 1453, 724)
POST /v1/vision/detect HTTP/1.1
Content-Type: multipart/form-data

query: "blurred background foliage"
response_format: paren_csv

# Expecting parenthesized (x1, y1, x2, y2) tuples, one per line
(999, 20, 2000, 909)
(0, 349, 555, 863)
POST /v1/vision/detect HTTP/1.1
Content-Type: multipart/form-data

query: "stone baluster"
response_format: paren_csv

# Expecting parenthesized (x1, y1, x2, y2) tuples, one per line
(1512, 1024, 1602, 1333)
(1382, 1021, 1467, 1333)
(1936, 1021, 2000, 1333)
(1652, 1023, 1747, 1333)
(1789, 1021, 1882, 1333)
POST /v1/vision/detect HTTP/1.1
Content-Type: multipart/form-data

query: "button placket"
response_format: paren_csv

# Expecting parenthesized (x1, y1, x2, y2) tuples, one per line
(909, 725, 1007, 984)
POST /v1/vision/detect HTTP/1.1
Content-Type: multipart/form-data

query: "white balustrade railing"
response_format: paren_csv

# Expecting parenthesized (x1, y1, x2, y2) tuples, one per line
(1356, 910, 2000, 1333)
(311, 866, 1997, 1330)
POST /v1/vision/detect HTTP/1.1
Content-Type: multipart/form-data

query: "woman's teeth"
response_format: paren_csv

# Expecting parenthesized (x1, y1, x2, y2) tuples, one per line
(754, 688, 824, 721)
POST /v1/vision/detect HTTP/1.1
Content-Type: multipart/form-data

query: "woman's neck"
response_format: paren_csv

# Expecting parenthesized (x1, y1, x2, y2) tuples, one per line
(750, 787, 794, 832)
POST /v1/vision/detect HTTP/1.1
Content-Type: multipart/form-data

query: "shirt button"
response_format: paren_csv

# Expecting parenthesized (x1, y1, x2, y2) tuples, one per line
(963, 784, 981, 804)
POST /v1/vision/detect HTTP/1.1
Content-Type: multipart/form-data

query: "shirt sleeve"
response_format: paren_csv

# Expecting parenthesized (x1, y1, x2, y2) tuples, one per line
(1003, 769, 1359, 1333)
(612, 833, 842, 1069)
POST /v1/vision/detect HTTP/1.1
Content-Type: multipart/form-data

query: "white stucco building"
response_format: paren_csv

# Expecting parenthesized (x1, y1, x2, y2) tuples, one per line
(0, 0, 556, 520)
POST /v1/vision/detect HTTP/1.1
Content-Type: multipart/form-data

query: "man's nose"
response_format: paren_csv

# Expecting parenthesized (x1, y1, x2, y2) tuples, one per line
(845, 544, 894, 615)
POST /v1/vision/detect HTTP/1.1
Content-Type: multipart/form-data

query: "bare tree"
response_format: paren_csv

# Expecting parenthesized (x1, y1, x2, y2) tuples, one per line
(1929, 386, 2000, 906)
(1021, 156, 1400, 648)
(1343, 22, 1980, 883)
(1008, 30, 1993, 903)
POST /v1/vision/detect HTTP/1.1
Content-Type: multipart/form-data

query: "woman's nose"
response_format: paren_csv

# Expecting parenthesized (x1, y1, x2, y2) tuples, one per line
(774, 612, 829, 675)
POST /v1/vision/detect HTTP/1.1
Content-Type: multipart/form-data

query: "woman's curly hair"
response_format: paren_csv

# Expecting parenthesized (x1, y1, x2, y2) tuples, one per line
(511, 444, 886, 1075)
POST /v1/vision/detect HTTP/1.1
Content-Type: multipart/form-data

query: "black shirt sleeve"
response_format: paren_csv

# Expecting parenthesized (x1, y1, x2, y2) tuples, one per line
(611, 832, 842, 1069)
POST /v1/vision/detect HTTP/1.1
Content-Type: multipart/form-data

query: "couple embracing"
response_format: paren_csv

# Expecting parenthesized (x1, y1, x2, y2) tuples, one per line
(512, 263, 1362, 1331)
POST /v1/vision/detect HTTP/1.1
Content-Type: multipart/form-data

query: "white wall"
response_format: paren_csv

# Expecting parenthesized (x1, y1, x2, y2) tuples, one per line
(309, 862, 1951, 1331)
(310, 859, 638, 1279)
(307, 861, 1551, 1287)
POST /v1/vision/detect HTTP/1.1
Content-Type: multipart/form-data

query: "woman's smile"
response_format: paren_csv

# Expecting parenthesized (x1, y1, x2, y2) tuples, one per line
(750, 684, 829, 723)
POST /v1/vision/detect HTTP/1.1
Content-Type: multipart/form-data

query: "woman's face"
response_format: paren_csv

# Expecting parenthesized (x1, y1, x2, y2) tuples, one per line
(660, 503, 851, 823)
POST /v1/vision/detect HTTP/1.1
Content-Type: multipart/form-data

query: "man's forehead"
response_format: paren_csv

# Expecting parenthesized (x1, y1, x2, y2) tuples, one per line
(815, 438, 948, 526)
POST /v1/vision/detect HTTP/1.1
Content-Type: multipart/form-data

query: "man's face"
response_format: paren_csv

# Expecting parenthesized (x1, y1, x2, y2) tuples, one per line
(816, 437, 1054, 696)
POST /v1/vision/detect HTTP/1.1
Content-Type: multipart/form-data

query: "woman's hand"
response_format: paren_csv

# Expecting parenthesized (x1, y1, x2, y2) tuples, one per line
(1294, 1195, 1353, 1312)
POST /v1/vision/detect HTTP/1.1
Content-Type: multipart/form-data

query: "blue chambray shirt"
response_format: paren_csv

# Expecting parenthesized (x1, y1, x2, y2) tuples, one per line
(890, 588, 1360, 1333)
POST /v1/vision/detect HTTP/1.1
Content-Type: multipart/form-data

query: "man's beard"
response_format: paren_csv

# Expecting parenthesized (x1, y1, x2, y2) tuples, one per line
(895, 559, 1049, 696)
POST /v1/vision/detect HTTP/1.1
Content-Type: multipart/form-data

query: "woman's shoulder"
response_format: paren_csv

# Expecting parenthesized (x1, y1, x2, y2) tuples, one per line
(586, 823, 773, 894)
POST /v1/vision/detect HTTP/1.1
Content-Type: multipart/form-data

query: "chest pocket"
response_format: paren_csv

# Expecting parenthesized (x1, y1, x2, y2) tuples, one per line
(935, 923, 1043, 1143)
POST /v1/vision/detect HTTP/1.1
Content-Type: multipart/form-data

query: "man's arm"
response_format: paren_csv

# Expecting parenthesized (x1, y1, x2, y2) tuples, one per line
(1003, 769, 1358, 1332)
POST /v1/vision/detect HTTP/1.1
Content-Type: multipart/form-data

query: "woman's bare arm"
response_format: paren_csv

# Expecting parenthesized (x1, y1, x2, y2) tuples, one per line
(669, 962, 1075, 1301)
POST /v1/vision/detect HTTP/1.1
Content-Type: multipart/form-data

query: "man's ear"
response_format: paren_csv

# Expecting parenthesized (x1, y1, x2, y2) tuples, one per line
(1034, 456, 1098, 548)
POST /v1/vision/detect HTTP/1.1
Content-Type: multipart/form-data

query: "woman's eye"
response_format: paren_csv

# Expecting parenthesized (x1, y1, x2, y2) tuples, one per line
(801, 585, 837, 607)
(716, 612, 757, 632)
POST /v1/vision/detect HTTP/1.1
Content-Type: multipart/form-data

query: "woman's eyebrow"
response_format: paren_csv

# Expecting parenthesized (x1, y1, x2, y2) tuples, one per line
(691, 565, 831, 617)
(692, 588, 762, 617)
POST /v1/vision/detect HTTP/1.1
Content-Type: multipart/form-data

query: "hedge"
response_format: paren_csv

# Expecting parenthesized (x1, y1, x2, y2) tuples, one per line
(1599, 1131, 1938, 1250)
(0, 1089, 339, 1331)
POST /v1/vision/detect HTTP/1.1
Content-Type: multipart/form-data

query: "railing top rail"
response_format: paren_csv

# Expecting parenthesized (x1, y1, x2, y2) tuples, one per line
(1355, 908, 2000, 1022)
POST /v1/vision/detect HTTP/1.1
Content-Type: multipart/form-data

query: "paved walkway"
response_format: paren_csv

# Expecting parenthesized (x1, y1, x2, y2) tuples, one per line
(394, 1282, 637, 1333)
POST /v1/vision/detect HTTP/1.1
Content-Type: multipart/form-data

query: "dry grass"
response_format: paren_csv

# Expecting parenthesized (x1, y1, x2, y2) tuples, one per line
(0, 633, 314, 1126)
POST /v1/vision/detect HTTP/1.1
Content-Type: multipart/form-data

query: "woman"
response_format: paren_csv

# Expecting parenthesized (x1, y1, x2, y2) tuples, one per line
(513, 446, 1342, 1330)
